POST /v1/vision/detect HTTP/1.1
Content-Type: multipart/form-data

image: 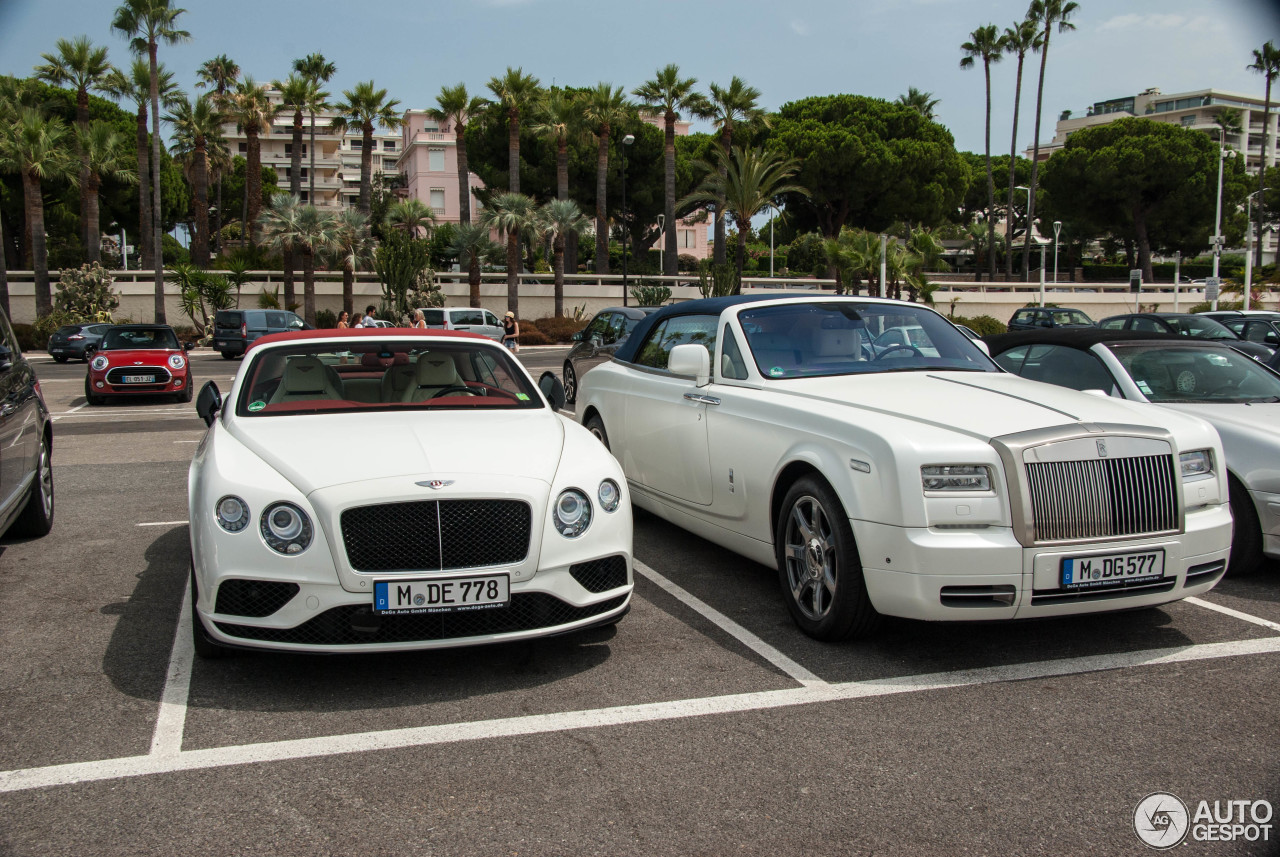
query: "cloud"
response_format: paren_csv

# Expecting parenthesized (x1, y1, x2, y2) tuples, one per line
(790, 19, 809, 36)
(1097, 12, 1223, 33)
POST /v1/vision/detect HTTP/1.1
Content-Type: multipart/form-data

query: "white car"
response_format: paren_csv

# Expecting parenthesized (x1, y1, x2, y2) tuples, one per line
(575, 296, 1232, 641)
(188, 328, 632, 656)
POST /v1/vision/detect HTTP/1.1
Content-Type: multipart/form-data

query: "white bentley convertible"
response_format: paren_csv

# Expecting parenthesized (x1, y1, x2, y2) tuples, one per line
(188, 329, 632, 656)
(576, 296, 1232, 641)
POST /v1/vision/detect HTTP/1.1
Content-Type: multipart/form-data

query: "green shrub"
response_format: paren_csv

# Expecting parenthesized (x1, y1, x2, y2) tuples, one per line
(953, 314, 1006, 336)
(162, 233, 190, 265)
(315, 308, 338, 329)
(517, 320, 550, 346)
(12, 323, 40, 352)
(31, 310, 81, 347)
(532, 315, 589, 343)
(630, 284, 672, 306)
(678, 253, 700, 273)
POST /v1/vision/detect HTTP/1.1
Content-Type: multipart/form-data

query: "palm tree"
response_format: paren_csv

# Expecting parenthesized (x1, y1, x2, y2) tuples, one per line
(329, 208, 372, 317)
(195, 53, 239, 255)
(80, 120, 137, 269)
(1248, 40, 1279, 266)
(580, 83, 632, 275)
(330, 81, 403, 214)
(111, 0, 190, 323)
(0, 108, 76, 316)
(822, 228, 882, 296)
(683, 147, 809, 281)
(895, 87, 940, 120)
(961, 23, 1005, 284)
(479, 192, 537, 316)
(1023, 0, 1079, 281)
(273, 73, 316, 303)
(707, 77, 768, 267)
(225, 77, 279, 246)
(426, 84, 484, 226)
(532, 88, 586, 272)
(259, 196, 337, 325)
(166, 93, 224, 266)
(1002, 16, 1040, 280)
(292, 53, 336, 202)
(34, 35, 113, 260)
(634, 64, 712, 276)
(385, 198, 435, 239)
(537, 199, 591, 317)
(101, 58, 178, 270)
(449, 224, 500, 309)
(486, 67, 542, 194)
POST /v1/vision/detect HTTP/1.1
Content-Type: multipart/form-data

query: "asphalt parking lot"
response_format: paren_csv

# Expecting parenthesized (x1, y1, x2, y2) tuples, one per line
(1, 346, 1278, 856)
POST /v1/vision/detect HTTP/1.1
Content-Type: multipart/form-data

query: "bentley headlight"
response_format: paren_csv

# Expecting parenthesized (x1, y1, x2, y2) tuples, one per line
(91, 354, 108, 371)
(597, 479, 621, 513)
(922, 464, 992, 492)
(215, 495, 250, 532)
(553, 489, 592, 537)
(261, 502, 313, 554)
(1179, 449, 1214, 480)
(168, 353, 186, 370)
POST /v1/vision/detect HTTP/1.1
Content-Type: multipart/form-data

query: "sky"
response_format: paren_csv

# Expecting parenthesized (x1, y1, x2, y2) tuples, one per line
(1, 0, 1277, 157)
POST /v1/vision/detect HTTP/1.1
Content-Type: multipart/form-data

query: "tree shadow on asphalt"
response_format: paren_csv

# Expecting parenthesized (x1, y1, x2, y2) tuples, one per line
(101, 525, 619, 712)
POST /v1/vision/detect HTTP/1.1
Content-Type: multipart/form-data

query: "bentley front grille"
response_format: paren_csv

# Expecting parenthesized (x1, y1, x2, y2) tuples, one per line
(340, 499, 531, 572)
(1025, 453, 1178, 543)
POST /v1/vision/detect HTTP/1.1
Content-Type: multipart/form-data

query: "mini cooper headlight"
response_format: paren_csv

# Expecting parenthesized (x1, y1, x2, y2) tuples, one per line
(215, 495, 250, 532)
(261, 502, 313, 554)
(553, 489, 592, 537)
(168, 353, 186, 370)
(1179, 449, 1214, 480)
(597, 479, 621, 513)
(922, 464, 992, 492)
(91, 354, 108, 371)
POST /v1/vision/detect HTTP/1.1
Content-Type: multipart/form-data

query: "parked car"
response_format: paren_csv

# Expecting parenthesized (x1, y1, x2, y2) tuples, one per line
(0, 305, 53, 539)
(85, 324, 194, 405)
(362, 318, 396, 329)
(47, 322, 111, 363)
(575, 295, 1231, 641)
(418, 307, 504, 341)
(986, 328, 1280, 575)
(1007, 306, 1095, 331)
(562, 306, 661, 405)
(1097, 313, 1273, 361)
(187, 328, 632, 657)
(212, 309, 310, 358)
(1201, 310, 1280, 353)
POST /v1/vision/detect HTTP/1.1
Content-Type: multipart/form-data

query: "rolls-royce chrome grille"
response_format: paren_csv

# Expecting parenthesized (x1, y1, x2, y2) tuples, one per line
(340, 499, 531, 572)
(1025, 454, 1178, 543)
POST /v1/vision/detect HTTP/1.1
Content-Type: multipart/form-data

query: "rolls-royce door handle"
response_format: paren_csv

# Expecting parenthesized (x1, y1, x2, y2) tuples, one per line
(683, 392, 720, 405)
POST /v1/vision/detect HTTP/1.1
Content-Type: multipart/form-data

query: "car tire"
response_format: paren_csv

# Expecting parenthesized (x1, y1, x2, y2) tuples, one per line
(1227, 476, 1262, 576)
(220, 351, 234, 360)
(775, 475, 881, 641)
(563, 361, 578, 405)
(190, 567, 230, 659)
(585, 414, 609, 450)
(52, 355, 67, 363)
(84, 377, 104, 406)
(181, 378, 194, 403)
(9, 432, 54, 538)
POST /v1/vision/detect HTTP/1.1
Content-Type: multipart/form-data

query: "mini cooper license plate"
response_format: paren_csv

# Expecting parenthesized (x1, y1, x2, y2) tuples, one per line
(374, 574, 510, 614)
(122, 374, 155, 384)
(1061, 550, 1164, 591)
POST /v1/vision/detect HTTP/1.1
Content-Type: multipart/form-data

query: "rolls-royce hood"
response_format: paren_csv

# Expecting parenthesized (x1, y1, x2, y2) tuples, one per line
(777, 371, 1180, 441)
(228, 409, 565, 495)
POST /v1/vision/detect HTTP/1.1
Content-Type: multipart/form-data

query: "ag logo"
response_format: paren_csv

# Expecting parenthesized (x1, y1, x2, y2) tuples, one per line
(1134, 792, 1189, 849)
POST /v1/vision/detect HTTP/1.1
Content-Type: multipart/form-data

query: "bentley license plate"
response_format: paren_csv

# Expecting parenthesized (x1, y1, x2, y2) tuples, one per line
(1061, 550, 1164, 591)
(122, 374, 155, 384)
(374, 574, 510, 614)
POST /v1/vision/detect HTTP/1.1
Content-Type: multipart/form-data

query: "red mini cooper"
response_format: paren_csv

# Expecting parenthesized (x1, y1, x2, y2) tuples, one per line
(85, 324, 194, 405)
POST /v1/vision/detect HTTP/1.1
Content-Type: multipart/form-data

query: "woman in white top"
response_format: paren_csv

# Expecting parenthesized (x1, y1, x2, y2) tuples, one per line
(412, 310, 427, 329)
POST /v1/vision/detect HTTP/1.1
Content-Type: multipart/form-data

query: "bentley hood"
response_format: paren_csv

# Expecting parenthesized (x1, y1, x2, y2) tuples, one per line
(227, 409, 566, 495)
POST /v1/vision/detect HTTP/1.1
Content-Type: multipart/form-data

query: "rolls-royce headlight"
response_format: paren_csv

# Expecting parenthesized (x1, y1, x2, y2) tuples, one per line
(261, 502, 313, 554)
(91, 354, 108, 371)
(922, 465, 992, 492)
(1179, 449, 1214, 480)
(215, 495, 250, 532)
(168, 353, 186, 370)
(553, 489, 592, 537)
(598, 479, 621, 513)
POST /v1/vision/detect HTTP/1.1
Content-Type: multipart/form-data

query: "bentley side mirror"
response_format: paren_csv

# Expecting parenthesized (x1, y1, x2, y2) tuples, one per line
(538, 370, 567, 411)
(196, 381, 222, 426)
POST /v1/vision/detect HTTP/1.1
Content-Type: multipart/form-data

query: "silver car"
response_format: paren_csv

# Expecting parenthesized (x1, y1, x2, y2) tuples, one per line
(563, 307, 660, 404)
(418, 307, 504, 341)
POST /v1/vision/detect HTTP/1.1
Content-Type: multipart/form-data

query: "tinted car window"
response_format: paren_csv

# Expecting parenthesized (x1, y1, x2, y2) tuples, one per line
(421, 310, 445, 325)
(1165, 316, 1236, 339)
(483, 311, 500, 327)
(996, 343, 1114, 392)
(1131, 317, 1162, 332)
(1050, 309, 1093, 326)
(454, 309, 484, 326)
(1114, 344, 1280, 403)
(583, 312, 612, 341)
(1099, 317, 1127, 330)
(720, 325, 748, 380)
(635, 315, 719, 370)
(215, 311, 243, 330)
(103, 328, 179, 349)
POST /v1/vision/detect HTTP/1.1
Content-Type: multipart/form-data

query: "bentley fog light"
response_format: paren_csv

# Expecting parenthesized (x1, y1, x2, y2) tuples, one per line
(215, 495, 250, 532)
(91, 354, 108, 371)
(922, 465, 992, 492)
(261, 502, 313, 554)
(168, 353, 186, 370)
(1179, 449, 1213, 480)
(598, 479, 621, 513)
(553, 489, 592, 537)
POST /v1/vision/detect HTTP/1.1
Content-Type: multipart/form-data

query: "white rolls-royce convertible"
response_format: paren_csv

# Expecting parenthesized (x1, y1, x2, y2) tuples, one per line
(188, 329, 632, 656)
(575, 296, 1232, 641)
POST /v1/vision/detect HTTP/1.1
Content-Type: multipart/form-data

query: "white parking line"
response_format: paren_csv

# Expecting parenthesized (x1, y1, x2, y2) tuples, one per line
(50, 403, 86, 422)
(136, 521, 189, 527)
(1, 635, 1277, 794)
(1186, 596, 1280, 633)
(633, 560, 824, 686)
(150, 578, 194, 758)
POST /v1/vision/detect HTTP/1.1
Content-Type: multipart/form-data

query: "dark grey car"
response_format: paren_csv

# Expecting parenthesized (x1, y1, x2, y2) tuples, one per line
(212, 309, 309, 358)
(562, 306, 660, 404)
(1202, 310, 1280, 353)
(0, 305, 54, 540)
(1097, 312, 1273, 361)
(47, 323, 111, 362)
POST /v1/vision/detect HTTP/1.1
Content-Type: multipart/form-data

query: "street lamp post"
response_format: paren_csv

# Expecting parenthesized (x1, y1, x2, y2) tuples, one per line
(1052, 221, 1062, 287)
(1014, 185, 1032, 281)
(1245, 187, 1269, 295)
(1211, 133, 1233, 311)
(1037, 238, 1047, 307)
(621, 133, 635, 307)
(769, 205, 775, 279)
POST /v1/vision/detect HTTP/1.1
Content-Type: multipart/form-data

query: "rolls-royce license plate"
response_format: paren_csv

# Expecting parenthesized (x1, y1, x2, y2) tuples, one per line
(374, 574, 510, 614)
(1061, 550, 1164, 591)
